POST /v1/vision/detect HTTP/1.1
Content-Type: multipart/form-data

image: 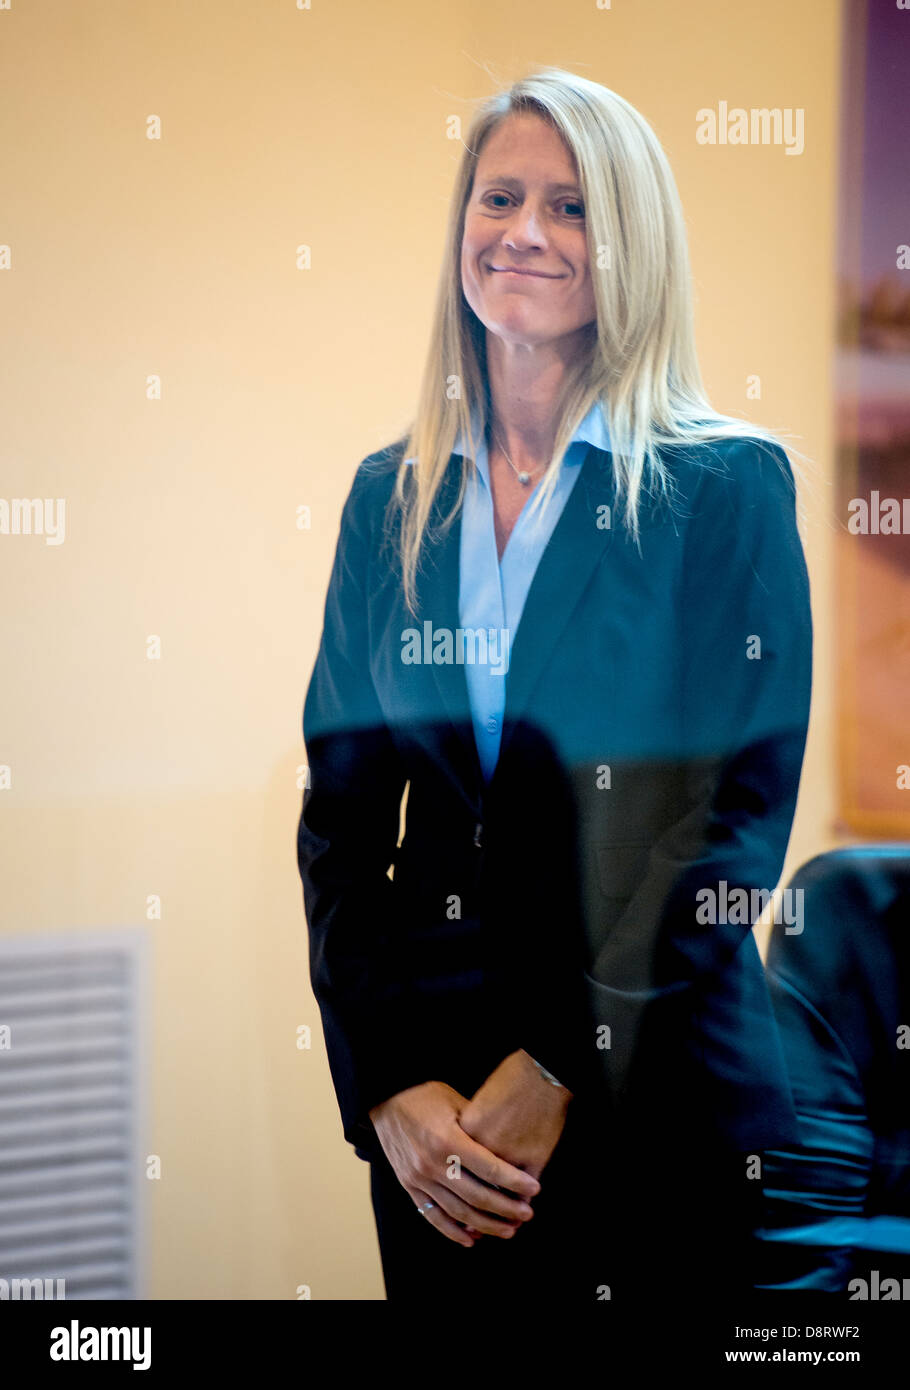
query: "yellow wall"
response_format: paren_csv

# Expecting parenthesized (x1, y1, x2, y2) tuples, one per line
(0, 0, 843, 1298)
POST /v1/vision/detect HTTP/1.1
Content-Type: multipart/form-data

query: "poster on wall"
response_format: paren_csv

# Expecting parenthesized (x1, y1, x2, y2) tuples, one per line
(837, 0, 910, 835)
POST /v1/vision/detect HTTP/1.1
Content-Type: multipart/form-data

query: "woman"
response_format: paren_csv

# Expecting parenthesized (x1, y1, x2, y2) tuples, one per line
(297, 67, 812, 1305)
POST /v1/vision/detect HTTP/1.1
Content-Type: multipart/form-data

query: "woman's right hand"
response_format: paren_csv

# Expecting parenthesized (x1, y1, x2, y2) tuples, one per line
(368, 1081, 541, 1247)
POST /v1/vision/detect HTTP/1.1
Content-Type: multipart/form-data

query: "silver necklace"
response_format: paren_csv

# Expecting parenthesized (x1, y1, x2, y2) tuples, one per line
(492, 428, 543, 487)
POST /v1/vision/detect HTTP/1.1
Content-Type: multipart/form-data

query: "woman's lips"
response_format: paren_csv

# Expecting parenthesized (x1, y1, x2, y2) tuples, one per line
(488, 265, 563, 278)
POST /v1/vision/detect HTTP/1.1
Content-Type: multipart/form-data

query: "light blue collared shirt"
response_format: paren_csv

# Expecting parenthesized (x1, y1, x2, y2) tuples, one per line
(406, 400, 611, 784)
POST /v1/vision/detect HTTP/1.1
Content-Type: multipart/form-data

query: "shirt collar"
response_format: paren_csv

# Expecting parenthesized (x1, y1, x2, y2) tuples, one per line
(403, 399, 611, 470)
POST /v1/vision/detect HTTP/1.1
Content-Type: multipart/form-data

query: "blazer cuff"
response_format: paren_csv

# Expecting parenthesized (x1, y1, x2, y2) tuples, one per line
(333, 1028, 457, 1158)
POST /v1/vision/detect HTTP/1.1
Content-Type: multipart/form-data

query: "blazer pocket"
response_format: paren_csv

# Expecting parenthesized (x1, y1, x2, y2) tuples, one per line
(583, 971, 692, 1008)
(581, 971, 694, 1103)
(594, 842, 652, 900)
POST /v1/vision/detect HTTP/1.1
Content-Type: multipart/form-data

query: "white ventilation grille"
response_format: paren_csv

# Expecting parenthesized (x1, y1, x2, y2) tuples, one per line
(0, 931, 148, 1300)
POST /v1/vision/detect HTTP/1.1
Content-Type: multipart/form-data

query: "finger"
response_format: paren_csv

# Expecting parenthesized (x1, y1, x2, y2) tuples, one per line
(454, 1131, 541, 1202)
(408, 1188, 476, 1248)
(451, 1169, 537, 1223)
(426, 1177, 523, 1239)
(422, 1146, 535, 1223)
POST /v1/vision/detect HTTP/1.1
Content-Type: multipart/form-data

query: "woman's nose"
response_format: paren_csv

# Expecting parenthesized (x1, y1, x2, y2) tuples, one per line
(503, 204, 546, 248)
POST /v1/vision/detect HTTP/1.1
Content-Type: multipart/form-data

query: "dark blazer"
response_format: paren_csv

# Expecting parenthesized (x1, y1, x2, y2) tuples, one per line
(297, 433, 813, 1164)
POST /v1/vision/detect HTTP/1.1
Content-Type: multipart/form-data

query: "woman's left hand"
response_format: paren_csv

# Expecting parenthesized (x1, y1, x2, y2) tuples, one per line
(457, 1049, 572, 1207)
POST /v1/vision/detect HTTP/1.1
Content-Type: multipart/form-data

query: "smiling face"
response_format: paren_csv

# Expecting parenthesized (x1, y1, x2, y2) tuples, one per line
(461, 111, 597, 350)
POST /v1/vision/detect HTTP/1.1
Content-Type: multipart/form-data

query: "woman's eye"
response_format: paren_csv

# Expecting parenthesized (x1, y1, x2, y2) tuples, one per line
(482, 193, 584, 218)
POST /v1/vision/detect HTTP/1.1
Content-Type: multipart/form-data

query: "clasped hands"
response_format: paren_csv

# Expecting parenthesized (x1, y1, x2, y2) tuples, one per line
(368, 1049, 572, 1249)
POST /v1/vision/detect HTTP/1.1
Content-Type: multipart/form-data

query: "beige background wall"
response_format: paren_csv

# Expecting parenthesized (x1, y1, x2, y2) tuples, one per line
(0, 0, 843, 1298)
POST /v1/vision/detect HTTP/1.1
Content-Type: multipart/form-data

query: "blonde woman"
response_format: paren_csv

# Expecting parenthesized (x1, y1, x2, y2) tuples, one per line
(297, 67, 812, 1304)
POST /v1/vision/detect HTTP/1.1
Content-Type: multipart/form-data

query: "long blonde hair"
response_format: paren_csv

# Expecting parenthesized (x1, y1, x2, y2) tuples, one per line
(390, 66, 808, 615)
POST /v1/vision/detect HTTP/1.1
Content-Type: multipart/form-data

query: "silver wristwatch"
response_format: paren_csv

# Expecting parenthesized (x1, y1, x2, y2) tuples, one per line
(528, 1055, 567, 1089)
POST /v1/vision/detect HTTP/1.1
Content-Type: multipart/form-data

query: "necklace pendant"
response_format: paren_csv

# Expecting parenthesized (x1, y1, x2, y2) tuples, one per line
(518, 470, 531, 485)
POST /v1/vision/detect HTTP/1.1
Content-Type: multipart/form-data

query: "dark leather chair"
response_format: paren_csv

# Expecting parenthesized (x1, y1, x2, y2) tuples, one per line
(756, 847, 910, 1293)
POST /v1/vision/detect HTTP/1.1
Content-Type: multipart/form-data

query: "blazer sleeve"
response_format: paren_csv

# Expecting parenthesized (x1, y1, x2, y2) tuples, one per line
(583, 439, 813, 1117)
(297, 465, 429, 1156)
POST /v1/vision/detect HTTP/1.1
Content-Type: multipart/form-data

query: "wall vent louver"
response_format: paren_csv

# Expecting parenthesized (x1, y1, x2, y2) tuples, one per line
(0, 931, 148, 1300)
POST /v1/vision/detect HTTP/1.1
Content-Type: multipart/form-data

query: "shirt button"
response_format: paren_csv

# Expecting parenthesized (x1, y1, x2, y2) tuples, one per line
(485, 717, 498, 733)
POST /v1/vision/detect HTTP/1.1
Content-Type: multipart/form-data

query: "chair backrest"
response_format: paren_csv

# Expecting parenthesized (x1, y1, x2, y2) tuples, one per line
(766, 846, 910, 1141)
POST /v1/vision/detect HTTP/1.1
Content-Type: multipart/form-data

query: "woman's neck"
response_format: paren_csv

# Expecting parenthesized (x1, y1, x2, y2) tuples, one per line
(484, 325, 587, 469)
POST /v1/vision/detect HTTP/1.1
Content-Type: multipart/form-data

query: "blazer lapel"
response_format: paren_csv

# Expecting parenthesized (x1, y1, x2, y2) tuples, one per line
(496, 444, 616, 766)
(414, 459, 485, 807)
(413, 444, 617, 800)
